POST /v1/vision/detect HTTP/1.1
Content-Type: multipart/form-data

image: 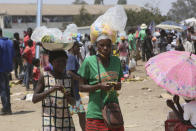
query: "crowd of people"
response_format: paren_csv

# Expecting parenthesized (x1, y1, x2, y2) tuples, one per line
(1, 15, 196, 131)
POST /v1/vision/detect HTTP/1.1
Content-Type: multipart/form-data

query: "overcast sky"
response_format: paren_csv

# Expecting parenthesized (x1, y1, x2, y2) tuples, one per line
(0, 0, 177, 15)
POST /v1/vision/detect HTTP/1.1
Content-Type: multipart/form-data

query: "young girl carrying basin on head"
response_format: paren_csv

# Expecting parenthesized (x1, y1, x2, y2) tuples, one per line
(32, 50, 75, 131)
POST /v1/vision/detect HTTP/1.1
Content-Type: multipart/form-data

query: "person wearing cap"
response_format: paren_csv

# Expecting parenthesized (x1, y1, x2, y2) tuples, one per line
(32, 36, 75, 130)
(139, 23, 147, 61)
(143, 29, 153, 61)
(78, 33, 124, 131)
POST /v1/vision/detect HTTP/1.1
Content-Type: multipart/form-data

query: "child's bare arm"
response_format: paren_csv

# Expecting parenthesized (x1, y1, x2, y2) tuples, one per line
(32, 74, 56, 103)
(66, 70, 80, 81)
(173, 95, 184, 116)
(166, 99, 183, 121)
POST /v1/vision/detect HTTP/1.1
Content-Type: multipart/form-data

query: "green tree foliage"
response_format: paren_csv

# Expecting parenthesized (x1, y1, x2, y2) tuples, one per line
(126, 8, 166, 27)
(167, 0, 196, 21)
(73, 6, 98, 26)
(73, 5, 166, 27)
(94, 0, 104, 5)
(117, 0, 127, 5)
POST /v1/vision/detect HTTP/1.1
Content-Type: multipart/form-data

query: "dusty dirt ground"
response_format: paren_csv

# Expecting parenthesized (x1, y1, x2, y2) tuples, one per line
(0, 61, 176, 131)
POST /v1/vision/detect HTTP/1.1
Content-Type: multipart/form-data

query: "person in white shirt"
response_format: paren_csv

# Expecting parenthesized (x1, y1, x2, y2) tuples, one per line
(167, 95, 196, 130)
(183, 100, 196, 128)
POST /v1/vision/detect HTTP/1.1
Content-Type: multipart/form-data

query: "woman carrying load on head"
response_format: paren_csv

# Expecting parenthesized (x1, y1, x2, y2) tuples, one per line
(78, 23, 124, 131)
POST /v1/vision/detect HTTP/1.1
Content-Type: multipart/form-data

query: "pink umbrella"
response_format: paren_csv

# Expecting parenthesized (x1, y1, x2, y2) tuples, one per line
(145, 51, 196, 98)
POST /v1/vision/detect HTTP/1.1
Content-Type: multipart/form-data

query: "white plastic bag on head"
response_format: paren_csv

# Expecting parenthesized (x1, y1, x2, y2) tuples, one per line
(31, 26, 63, 43)
(63, 24, 78, 35)
(62, 33, 74, 44)
(31, 26, 50, 42)
(92, 15, 104, 29)
(92, 5, 127, 32)
(119, 31, 127, 37)
(62, 24, 78, 43)
(90, 5, 127, 44)
(48, 28, 63, 43)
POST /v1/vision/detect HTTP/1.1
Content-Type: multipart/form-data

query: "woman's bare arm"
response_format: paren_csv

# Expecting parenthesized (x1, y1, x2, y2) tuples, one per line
(79, 77, 117, 92)
(32, 74, 57, 103)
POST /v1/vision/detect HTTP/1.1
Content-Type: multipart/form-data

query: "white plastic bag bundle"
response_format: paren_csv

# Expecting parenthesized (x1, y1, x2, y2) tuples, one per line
(31, 26, 63, 43)
(92, 5, 127, 31)
(129, 58, 136, 70)
(31, 25, 77, 44)
(31, 26, 49, 42)
(63, 24, 78, 34)
(47, 28, 62, 43)
(119, 31, 127, 38)
(90, 5, 127, 44)
(62, 23, 78, 43)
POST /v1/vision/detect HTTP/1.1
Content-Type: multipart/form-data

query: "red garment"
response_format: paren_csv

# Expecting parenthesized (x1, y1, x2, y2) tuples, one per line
(24, 35, 36, 57)
(24, 35, 29, 47)
(86, 118, 124, 131)
(165, 119, 181, 131)
(31, 41, 36, 58)
(174, 122, 195, 131)
(135, 31, 139, 39)
(33, 67, 40, 81)
(118, 42, 129, 57)
(23, 46, 33, 64)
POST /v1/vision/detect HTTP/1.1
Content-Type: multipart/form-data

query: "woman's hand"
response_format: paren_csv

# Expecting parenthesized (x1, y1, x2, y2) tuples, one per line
(106, 82, 121, 90)
(66, 95, 76, 105)
(114, 82, 121, 90)
(98, 82, 113, 91)
(54, 86, 66, 93)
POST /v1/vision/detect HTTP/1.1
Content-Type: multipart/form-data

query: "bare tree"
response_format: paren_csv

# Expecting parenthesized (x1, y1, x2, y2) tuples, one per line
(94, 0, 104, 5)
(117, 0, 127, 4)
(73, 0, 88, 5)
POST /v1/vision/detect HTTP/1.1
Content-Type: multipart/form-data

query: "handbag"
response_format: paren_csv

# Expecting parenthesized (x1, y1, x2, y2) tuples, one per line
(96, 55, 124, 128)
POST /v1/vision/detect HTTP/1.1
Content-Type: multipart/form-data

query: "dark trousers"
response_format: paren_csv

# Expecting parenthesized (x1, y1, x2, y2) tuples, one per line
(141, 41, 145, 61)
(145, 50, 153, 61)
(23, 63, 33, 89)
(32, 80, 38, 91)
(0, 72, 11, 111)
(194, 41, 196, 55)
(14, 57, 23, 79)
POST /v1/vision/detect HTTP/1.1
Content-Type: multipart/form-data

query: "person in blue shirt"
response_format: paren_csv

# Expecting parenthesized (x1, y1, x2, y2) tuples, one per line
(121, 60, 130, 78)
(66, 41, 86, 131)
(0, 28, 14, 115)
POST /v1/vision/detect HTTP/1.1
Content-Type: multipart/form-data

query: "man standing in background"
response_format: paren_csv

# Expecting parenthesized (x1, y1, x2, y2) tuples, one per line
(0, 28, 14, 115)
(24, 27, 36, 58)
(139, 24, 147, 61)
(13, 32, 23, 79)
